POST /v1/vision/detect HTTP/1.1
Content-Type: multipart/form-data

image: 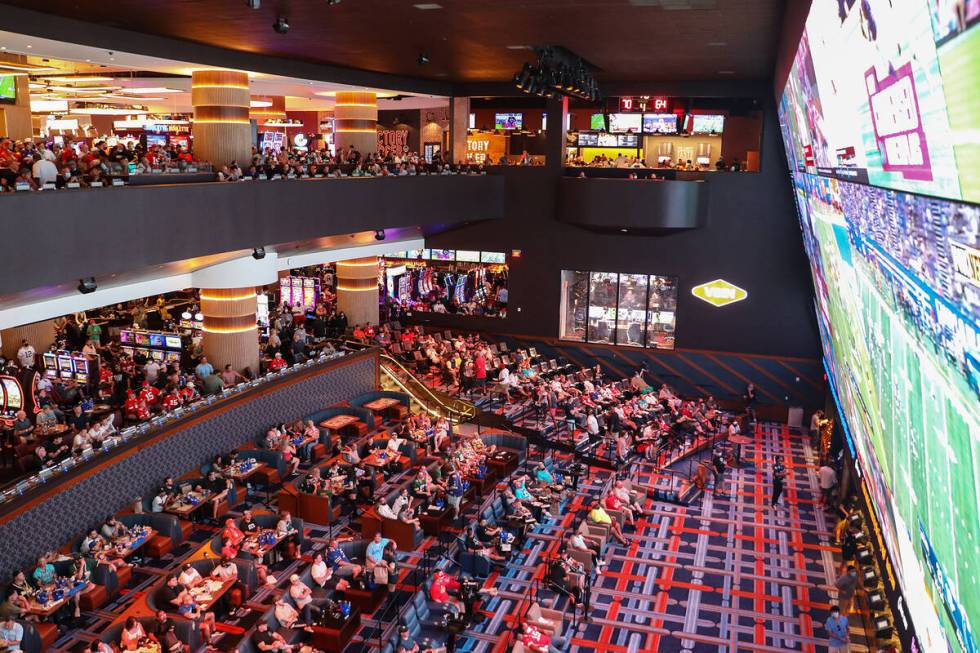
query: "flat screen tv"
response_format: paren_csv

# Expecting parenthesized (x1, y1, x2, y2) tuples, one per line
(455, 250, 480, 262)
(689, 114, 725, 134)
(494, 112, 523, 130)
(608, 113, 642, 133)
(590, 113, 606, 130)
(577, 133, 599, 147)
(597, 133, 619, 147)
(480, 251, 506, 264)
(617, 134, 639, 148)
(642, 113, 678, 134)
(0, 75, 16, 104)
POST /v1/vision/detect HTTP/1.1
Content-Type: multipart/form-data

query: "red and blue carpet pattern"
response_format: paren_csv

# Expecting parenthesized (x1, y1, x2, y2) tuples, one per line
(462, 422, 867, 653)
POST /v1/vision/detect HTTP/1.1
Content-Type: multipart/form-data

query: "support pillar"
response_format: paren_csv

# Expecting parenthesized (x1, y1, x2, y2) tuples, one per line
(1, 319, 57, 361)
(334, 92, 377, 157)
(449, 97, 470, 164)
(335, 258, 379, 327)
(200, 287, 260, 376)
(545, 95, 569, 172)
(191, 70, 252, 167)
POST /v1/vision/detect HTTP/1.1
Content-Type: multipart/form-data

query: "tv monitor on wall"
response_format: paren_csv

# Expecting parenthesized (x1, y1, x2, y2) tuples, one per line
(590, 113, 606, 130)
(494, 112, 523, 130)
(0, 76, 17, 104)
(608, 113, 642, 133)
(688, 114, 725, 134)
(642, 113, 678, 134)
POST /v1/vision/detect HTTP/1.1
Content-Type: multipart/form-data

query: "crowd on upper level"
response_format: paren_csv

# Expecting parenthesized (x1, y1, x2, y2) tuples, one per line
(0, 136, 491, 193)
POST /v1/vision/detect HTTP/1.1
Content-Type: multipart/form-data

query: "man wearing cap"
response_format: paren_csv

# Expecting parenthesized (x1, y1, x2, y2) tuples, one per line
(288, 574, 320, 628)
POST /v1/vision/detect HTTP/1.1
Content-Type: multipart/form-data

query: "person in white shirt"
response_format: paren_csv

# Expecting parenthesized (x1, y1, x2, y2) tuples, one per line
(144, 359, 161, 384)
(585, 411, 600, 439)
(178, 563, 203, 588)
(212, 558, 238, 582)
(16, 340, 35, 369)
(310, 552, 333, 588)
(288, 574, 320, 628)
(377, 500, 398, 520)
(72, 429, 92, 452)
(818, 463, 838, 507)
(32, 154, 58, 186)
(151, 490, 168, 513)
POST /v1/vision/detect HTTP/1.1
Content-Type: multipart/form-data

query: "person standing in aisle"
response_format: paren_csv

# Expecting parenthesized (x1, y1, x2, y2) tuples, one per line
(770, 462, 786, 508)
(833, 565, 859, 615)
(824, 604, 850, 652)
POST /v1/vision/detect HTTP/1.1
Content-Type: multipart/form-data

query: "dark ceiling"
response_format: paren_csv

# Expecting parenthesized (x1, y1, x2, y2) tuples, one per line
(0, 0, 786, 83)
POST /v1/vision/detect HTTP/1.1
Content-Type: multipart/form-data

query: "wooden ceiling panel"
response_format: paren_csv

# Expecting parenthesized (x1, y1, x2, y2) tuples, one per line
(0, 0, 785, 82)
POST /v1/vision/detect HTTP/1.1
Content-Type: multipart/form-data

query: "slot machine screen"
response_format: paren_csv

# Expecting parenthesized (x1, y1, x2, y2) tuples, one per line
(119, 330, 133, 344)
(71, 355, 89, 383)
(151, 350, 165, 361)
(302, 278, 317, 309)
(134, 332, 151, 346)
(148, 333, 165, 348)
(0, 376, 23, 422)
(164, 351, 181, 363)
(121, 346, 135, 357)
(42, 353, 58, 378)
(164, 335, 182, 350)
(57, 354, 73, 379)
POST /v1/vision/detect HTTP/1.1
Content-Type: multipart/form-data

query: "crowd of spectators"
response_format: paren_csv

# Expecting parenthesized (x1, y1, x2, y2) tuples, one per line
(0, 136, 204, 192)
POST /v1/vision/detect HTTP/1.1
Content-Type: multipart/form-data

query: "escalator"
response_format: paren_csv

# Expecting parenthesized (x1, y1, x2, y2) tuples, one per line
(379, 353, 480, 424)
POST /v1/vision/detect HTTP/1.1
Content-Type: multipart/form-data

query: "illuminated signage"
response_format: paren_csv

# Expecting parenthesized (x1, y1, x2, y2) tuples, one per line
(651, 96, 670, 111)
(619, 96, 669, 112)
(377, 129, 408, 157)
(691, 279, 747, 307)
(293, 133, 309, 149)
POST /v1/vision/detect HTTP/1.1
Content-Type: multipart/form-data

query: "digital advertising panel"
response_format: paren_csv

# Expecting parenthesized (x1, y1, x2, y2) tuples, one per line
(780, 0, 979, 202)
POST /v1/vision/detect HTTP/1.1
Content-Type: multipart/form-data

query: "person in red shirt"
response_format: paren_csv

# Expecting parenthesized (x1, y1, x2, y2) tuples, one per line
(135, 400, 151, 421)
(520, 623, 551, 653)
(162, 389, 181, 411)
(268, 352, 287, 372)
(123, 391, 140, 420)
(428, 570, 463, 613)
(180, 382, 199, 404)
(352, 326, 366, 341)
(604, 493, 636, 527)
(139, 381, 161, 408)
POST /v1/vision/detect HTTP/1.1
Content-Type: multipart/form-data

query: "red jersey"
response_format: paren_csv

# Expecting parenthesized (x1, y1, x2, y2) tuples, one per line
(268, 357, 287, 372)
(162, 394, 181, 411)
(521, 626, 549, 649)
(124, 397, 140, 417)
(604, 494, 621, 510)
(139, 385, 160, 405)
(136, 402, 151, 421)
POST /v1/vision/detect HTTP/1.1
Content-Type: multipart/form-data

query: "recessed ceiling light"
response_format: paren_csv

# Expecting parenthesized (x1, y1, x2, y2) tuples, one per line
(620, 228, 629, 233)
(707, 41, 727, 46)
(413, 3, 442, 9)
(25, 44, 32, 48)
(506, 45, 533, 50)
(718, 70, 735, 75)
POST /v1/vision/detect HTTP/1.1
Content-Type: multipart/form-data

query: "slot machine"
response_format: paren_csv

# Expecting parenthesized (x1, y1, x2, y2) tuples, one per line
(57, 353, 74, 380)
(0, 375, 24, 425)
(42, 352, 59, 379)
(303, 277, 317, 309)
(71, 354, 90, 384)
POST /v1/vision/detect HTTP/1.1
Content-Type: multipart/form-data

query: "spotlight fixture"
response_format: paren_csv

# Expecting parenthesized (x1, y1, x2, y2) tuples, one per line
(326, 0, 342, 5)
(245, 0, 260, 8)
(77, 277, 97, 294)
(512, 46, 600, 102)
(252, 246, 266, 260)
(417, 53, 430, 65)
(374, 230, 386, 241)
(273, 16, 290, 34)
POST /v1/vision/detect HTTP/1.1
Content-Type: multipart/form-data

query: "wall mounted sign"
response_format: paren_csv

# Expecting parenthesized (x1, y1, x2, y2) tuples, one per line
(691, 279, 747, 307)
(377, 129, 409, 157)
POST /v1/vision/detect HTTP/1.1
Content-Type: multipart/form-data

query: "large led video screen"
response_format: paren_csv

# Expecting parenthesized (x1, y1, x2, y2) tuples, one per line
(780, 3, 980, 650)
(780, 0, 980, 203)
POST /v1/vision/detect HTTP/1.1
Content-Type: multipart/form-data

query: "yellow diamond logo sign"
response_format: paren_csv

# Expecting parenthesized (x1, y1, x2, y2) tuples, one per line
(691, 279, 747, 307)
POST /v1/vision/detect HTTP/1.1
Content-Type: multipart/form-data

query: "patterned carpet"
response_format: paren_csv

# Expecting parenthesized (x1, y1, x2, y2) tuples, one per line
(459, 422, 869, 653)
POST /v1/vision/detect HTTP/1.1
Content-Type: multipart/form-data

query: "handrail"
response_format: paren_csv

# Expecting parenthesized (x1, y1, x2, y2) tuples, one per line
(379, 353, 479, 423)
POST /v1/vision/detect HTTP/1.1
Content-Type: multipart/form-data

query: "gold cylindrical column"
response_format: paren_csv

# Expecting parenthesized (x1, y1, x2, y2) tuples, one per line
(334, 92, 377, 156)
(336, 257, 379, 327)
(200, 287, 259, 377)
(192, 70, 252, 167)
(1, 319, 57, 362)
